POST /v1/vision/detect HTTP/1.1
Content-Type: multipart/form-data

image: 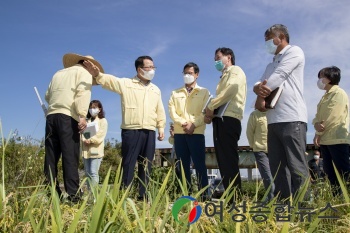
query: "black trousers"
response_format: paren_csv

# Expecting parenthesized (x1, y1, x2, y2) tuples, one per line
(44, 113, 80, 197)
(121, 129, 156, 197)
(213, 117, 242, 193)
(321, 144, 350, 195)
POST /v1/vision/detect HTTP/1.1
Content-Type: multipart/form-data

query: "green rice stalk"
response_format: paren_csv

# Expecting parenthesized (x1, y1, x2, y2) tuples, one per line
(333, 162, 350, 203)
(66, 198, 88, 233)
(88, 167, 111, 233)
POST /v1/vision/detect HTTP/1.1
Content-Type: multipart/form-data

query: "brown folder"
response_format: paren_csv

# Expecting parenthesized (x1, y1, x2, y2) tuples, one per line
(265, 87, 283, 109)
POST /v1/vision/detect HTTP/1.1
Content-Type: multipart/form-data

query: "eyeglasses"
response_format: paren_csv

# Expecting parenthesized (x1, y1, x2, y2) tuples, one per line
(183, 72, 196, 75)
(141, 66, 157, 70)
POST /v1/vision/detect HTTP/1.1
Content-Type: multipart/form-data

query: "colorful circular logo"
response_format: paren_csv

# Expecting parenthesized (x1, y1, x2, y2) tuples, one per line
(171, 196, 202, 225)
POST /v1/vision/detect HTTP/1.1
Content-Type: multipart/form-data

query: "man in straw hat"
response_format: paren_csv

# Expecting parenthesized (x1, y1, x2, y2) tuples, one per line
(83, 55, 166, 201)
(44, 53, 103, 203)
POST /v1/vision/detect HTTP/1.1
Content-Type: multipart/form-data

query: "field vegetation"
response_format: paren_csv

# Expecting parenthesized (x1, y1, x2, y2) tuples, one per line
(1, 123, 350, 232)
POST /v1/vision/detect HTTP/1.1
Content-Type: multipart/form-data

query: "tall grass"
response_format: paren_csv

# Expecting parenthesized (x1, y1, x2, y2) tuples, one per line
(0, 126, 350, 232)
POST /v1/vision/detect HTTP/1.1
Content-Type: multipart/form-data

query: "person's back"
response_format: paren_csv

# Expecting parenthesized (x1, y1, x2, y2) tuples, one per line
(46, 65, 92, 121)
(44, 53, 102, 203)
(246, 109, 274, 201)
(246, 110, 268, 152)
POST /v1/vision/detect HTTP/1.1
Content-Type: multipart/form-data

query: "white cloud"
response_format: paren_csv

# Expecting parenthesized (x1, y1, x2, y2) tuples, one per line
(149, 39, 173, 58)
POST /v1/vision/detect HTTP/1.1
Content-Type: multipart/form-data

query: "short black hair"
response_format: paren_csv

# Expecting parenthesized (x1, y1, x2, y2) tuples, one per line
(183, 62, 199, 74)
(135, 56, 153, 71)
(265, 24, 290, 43)
(87, 100, 105, 119)
(215, 47, 235, 65)
(318, 66, 341, 85)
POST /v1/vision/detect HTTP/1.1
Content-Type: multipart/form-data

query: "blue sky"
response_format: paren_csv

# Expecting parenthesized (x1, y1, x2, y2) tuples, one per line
(1, 0, 350, 149)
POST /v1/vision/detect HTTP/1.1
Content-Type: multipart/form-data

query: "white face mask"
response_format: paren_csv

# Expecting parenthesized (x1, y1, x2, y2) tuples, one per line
(314, 155, 320, 160)
(89, 108, 100, 117)
(183, 74, 195, 84)
(317, 78, 326, 90)
(265, 39, 278, 54)
(140, 68, 155, 80)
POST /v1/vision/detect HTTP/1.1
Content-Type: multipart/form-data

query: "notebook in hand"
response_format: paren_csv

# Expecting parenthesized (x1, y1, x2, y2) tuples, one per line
(83, 121, 99, 139)
(265, 86, 283, 109)
(202, 95, 214, 114)
(202, 95, 230, 119)
(213, 101, 231, 118)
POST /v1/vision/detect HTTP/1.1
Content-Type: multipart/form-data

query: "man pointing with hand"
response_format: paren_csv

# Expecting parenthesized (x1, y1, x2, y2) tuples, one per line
(84, 56, 166, 200)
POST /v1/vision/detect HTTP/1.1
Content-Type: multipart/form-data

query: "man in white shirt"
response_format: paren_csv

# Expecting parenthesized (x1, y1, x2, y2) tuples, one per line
(254, 24, 309, 200)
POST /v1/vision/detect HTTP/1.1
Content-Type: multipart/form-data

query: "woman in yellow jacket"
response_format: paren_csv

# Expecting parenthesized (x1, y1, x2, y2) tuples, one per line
(313, 66, 350, 195)
(82, 100, 108, 189)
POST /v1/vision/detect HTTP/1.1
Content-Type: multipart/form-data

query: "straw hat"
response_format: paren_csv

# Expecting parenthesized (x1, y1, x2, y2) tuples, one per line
(62, 53, 104, 73)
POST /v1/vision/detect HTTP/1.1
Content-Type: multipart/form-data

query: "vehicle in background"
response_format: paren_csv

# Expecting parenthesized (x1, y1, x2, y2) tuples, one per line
(209, 178, 224, 198)
(207, 174, 217, 185)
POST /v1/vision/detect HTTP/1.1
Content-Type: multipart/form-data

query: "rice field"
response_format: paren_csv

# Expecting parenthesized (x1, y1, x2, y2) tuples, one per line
(1, 122, 350, 232)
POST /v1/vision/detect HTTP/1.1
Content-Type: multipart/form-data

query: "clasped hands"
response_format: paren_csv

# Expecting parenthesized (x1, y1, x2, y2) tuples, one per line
(83, 139, 91, 145)
(182, 122, 195, 135)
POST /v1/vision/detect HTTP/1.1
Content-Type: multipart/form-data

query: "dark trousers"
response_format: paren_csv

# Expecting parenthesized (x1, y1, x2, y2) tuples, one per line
(320, 144, 350, 195)
(268, 122, 309, 200)
(121, 129, 155, 197)
(213, 117, 242, 192)
(174, 134, 208, 191)
(44, 114, 80, 197)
